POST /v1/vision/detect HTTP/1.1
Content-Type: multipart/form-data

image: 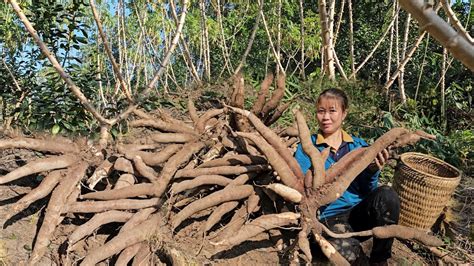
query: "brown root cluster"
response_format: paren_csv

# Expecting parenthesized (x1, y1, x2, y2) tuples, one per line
(0, 73, 441, 265)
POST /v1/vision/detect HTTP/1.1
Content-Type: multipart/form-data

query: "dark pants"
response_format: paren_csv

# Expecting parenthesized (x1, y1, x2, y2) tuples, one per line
(320, 186, 400, 263)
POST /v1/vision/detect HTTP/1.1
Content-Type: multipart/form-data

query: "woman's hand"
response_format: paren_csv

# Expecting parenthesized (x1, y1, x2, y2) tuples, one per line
(368, 148, 390, 172)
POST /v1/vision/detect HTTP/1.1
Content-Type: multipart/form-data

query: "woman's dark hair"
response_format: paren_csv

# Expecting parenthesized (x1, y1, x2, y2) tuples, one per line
(317, 88, 349, 111)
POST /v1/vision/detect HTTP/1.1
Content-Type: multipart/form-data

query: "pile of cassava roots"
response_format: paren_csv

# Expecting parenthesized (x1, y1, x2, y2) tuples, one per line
(0, 73, 442, 265)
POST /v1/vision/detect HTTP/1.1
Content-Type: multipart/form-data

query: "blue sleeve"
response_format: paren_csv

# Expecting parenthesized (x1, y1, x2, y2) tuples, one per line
(353, 137, 379, 193)
(294, 143, 311, 175)
(358, 168, 379, 194)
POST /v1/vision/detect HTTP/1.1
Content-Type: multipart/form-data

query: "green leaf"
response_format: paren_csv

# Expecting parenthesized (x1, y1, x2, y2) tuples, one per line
(111, 128, 119, 138)
(51, 124, 61, 135)
(74, 36, 88, 44)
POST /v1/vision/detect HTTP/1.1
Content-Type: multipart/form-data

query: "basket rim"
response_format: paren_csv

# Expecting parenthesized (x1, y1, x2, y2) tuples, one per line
(399, 152, 462, 180)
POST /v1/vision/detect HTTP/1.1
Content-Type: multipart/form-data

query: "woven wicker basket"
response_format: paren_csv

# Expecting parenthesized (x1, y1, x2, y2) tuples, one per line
(393, 152, 461, 230)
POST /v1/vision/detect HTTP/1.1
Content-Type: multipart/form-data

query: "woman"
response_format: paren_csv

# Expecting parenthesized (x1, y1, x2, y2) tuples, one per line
(294, 88, 400, 265)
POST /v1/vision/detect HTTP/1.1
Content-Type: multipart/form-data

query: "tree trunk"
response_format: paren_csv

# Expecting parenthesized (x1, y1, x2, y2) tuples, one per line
(200, 0, 211, 80)
(318, 0, 336, 80)
(8, 0, 111, 125)
(234, 2, 262, 75)
(441, 0, 473, 44)
(333, 0, 345, 45)
(385, 3, 396, 84)
(168, 0, 200, 82)
(347, 0, 355, 76)
(394, 3, 400, 97)
(414, 37, 430, 101)
(277, 0, 282, 76)
(216, 0, 234, 77)
(398, 14, 411, 104)
(299, 0, 306, 78)
(441, 35, 447, 132)
(258, 0, 285, 73)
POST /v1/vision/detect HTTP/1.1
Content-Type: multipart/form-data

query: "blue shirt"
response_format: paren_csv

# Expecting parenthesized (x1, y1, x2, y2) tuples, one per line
(294, 132, 379, 219)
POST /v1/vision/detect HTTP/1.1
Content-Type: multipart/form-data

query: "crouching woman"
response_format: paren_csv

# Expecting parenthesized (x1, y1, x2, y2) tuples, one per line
(294, 88, 400, 265)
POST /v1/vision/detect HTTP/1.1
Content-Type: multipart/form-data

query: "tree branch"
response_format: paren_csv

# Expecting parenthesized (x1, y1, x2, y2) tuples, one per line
(349, 6, 400, 78)
(109, 0, 189, 126)
(257, 0, 285, 74)
(441, 0, 473, 44)
(8, 0, 111, 125)
(332, 47, 348, 81)
(168, 1, 200, 83)
(384, 5, 443, 93)
(234, 1, 262, 75)
(398, 0, 474, 71)
(89, 0, 133, 102)
(333, 0, 345, 45)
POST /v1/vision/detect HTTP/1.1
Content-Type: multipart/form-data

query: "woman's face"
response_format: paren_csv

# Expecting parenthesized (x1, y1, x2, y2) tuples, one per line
(316, 96, 347, 135)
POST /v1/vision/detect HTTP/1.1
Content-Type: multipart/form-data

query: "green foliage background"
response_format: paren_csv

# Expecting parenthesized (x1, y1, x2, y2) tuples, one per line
(0, 0, 472, 175)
